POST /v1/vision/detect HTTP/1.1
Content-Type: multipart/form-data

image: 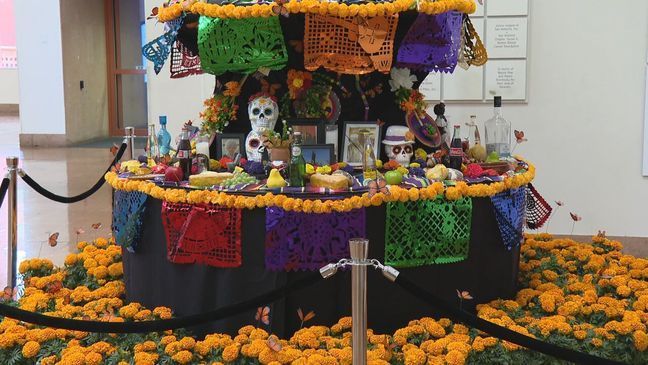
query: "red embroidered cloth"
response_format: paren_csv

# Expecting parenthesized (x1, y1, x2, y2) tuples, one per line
(162, 202, 242, 267)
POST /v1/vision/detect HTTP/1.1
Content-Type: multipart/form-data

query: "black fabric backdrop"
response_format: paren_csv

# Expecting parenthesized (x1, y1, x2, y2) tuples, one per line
(123, 197, 520, 338)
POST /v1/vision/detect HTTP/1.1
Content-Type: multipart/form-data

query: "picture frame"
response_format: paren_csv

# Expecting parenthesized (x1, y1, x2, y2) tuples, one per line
(285, 118, 326, 145)
(301, 144, 336, 166)
(341, 121, 383, 167)
(215, 133, 245, 160)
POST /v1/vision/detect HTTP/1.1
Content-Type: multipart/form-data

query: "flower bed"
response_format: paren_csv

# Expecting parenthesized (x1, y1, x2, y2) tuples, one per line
(0, 234, 647, 364)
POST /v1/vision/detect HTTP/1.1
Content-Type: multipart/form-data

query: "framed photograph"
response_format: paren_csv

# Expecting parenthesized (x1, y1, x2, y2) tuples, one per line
(341, 121, 383, 167)
(286, 118, 326, 145)
(215, 133, 245, 160)
(301, 144, 336, 166)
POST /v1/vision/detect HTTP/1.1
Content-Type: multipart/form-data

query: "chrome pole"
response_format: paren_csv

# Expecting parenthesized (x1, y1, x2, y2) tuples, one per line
(349, 238, 368, 365)
(6, 157, 18, 288)
(125, 127, 135, 160)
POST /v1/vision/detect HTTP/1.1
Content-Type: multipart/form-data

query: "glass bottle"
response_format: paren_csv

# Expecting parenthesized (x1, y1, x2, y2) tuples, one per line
(146, 124, 160, 162)
(449, 125, 463, 170)
(157, 116, 172, 157)
(289, 132, 306, 187)
(177, 128, 192, 180)
(484, 96, 511, 158)
(359, 130, 377, 180)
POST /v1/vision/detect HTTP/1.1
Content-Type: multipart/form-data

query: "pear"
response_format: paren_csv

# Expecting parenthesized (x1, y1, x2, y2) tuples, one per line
(468, 143, 487, 162)
(266, 168, 287, 188)
(486, 151, 500, 163)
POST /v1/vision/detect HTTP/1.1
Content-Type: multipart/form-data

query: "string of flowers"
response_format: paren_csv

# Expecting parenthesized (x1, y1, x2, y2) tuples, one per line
(199, 81, 241, 135)
(158, 0, 477, 22)
(105, 159, 535, 214)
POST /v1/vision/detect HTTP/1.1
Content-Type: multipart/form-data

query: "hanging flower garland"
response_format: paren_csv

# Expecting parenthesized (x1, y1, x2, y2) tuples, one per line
(158, 0, 477, 23)
(106, 159, 535, 214)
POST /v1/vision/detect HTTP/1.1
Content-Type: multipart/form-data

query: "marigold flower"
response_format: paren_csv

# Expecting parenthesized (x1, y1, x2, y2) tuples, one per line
(22, 341, 40, 358)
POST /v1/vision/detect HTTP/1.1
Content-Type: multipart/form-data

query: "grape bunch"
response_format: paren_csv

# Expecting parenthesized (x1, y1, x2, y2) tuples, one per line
(220, 172, 258, 188)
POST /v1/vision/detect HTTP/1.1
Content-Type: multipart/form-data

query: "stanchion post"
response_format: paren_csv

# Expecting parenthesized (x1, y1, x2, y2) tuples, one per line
(125, 127, 135, 160)
(349, 238, 368, 365)
(6, 157, 18, 288)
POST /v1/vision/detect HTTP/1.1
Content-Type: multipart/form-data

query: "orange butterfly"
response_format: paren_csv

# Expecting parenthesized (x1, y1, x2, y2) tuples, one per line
(596, 230, 606, 238)
(92, 223, 102, 230)
(297, 308, 315, 328)
(456, 289, 473, 300)
(367, 178, 389, 198)
(1, 286, 16, 301)
(272, 0, 289, 17)
(266, 335, 282, 352)
(376, 119, 386, 128)
(48, 232, 59, 247)
(110, 144, 119, 156)
(570, 212, 582, 222)
(255, 306, 271, 326)
(45, 281, 63, 294)
(147, 7, 159, 20)
(514, 130, 527, 143)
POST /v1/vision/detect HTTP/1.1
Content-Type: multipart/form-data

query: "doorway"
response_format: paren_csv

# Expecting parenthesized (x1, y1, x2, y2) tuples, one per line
(105, 0, 148, 137)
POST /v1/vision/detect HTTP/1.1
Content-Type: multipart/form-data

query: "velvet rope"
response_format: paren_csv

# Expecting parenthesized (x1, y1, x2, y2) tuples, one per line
(0, 177, 9, 210)
(0, 271, 322, 333)
(19, 142, 127, 204)
(393, 273, 623, 365)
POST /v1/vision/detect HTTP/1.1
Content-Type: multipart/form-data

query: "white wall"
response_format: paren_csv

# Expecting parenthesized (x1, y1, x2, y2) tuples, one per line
(144, 0, 214, 139)
(144, 0, 648, 237)
(0, 69, 19, 104)
(442, 0, 648, 237)
(14, 0, 66, 134)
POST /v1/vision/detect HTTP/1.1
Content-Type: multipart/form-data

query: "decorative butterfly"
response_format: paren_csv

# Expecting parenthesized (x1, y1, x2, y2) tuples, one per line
(596, 230, 606, 238)
(376, 119, 385, 128)
(367, 178, 389, 198)
(48, 232, 60, 247)
(272, 0, 289, 17)
(288, 40, 303, 53)
(555, 201, 564, 207)
(76, 228, 85, 235)
(1, 286, 16, 301)
(45, 281, 63, 294)
(260, 79, 281, 97)
(92, 223, 103, 230)
(110, 144, 119, 156)
(147, 7, 159, 20)
(456, 289, 473, 300)
(255, 306, 271, 326)
(383, 337, 397, 358)
(297, 308, 315, 328)
(514, 130, 527, 143)
(569, 212, 582, 222)
(266, 335, 282, 352)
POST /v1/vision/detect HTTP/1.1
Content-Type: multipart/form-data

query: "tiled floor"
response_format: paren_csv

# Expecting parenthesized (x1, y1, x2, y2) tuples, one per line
(0, 114, 115, 288)
(0, 113, 645, 289)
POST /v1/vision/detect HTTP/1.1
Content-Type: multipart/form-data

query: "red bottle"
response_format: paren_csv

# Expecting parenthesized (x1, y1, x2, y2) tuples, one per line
(449, 125, 463, 170)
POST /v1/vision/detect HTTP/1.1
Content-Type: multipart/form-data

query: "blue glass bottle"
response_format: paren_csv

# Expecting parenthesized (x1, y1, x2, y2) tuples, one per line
(157, 116, 172, 156)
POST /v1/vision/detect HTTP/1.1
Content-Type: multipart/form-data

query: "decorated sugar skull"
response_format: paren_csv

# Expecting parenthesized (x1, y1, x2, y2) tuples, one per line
(383, 125, 415, 166)
(246, 93, 279, 162)
(248, 94, 279, 132)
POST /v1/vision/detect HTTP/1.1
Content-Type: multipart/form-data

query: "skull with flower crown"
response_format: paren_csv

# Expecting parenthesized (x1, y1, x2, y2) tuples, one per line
(246, 93, 279, 161)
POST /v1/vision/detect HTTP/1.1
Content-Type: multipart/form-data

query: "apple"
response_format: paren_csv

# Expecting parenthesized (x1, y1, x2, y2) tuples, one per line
(164, 166, 183, 182)
(384, 170, 403, 185)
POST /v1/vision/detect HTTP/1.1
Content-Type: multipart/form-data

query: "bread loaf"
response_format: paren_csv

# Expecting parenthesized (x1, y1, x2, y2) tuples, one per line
(189, 172, 233, 187)
(310, 173, 349, 189)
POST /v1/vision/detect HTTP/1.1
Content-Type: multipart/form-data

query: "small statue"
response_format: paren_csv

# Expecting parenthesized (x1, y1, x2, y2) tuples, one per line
(246, 93, 279, 162)
(382, 125, 415, 167)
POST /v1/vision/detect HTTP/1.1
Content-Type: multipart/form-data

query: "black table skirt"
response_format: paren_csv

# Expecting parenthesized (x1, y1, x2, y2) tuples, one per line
(123, 197, 520, 337)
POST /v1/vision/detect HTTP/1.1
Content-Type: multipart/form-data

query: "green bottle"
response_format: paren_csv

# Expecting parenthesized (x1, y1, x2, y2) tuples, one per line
(289, 132, 306, 187)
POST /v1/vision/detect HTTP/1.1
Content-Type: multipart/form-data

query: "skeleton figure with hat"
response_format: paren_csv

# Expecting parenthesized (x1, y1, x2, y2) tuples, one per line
(382, 125, 415, 167)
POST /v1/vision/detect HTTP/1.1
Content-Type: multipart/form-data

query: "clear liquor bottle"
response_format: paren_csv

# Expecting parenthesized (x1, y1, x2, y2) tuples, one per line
(484, 96, 511, 158)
